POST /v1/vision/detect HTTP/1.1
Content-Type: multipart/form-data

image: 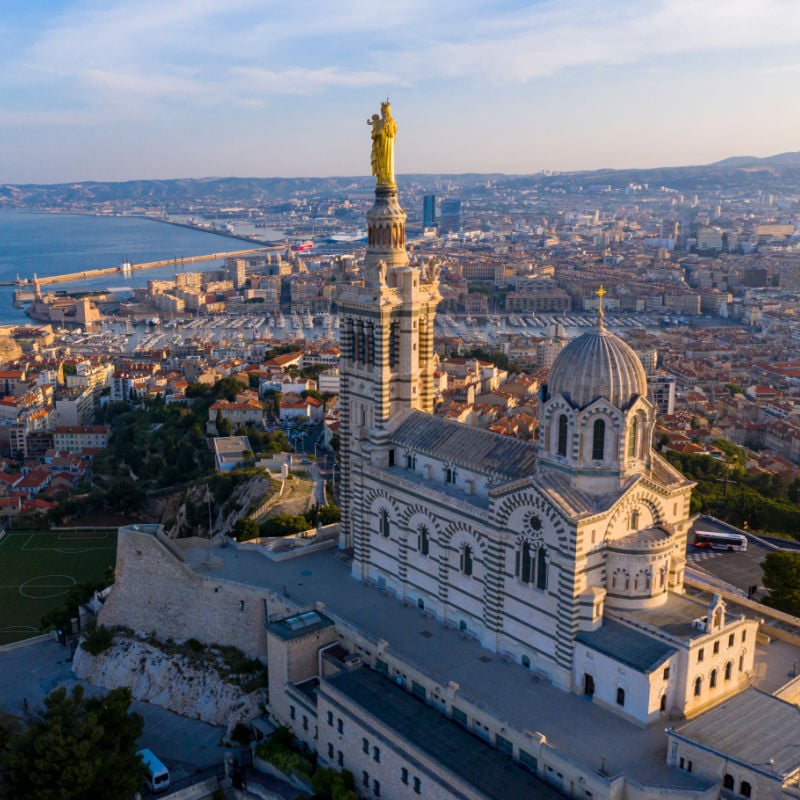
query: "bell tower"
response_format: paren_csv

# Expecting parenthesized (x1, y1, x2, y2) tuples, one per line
(336, 102, 440, 552)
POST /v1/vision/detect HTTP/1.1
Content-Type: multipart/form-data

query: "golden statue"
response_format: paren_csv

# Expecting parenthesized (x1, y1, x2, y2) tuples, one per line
(368, 101, 397, 186)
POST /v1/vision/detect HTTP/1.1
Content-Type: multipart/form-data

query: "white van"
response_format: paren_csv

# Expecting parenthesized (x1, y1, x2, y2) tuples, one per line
(137, 748, 170, 793)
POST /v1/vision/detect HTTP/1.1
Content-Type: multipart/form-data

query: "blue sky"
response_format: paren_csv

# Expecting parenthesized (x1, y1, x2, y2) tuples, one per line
(1, 0, 800, 183)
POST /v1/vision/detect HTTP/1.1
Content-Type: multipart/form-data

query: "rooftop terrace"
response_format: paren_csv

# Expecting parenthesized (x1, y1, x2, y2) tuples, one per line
(183, 542, 710, 789)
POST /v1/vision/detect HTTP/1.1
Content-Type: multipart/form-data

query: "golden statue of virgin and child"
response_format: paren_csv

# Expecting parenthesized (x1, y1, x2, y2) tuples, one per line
(368, 101, 397, 186)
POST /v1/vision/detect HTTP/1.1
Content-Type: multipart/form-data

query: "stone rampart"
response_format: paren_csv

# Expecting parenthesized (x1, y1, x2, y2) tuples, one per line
(99, 527, 272, 659)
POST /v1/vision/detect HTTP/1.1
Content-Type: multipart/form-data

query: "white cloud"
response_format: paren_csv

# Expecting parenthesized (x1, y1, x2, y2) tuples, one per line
(9, 0, 800, 111)
(232, 66, 398, 95)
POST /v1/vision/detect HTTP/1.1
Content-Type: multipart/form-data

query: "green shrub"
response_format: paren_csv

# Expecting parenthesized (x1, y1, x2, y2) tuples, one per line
(80, 622, 115, 655)
(256, 742, 313, 778)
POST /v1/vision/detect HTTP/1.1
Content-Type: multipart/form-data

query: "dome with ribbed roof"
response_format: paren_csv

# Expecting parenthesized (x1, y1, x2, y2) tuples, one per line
(547, 324, 647, 410)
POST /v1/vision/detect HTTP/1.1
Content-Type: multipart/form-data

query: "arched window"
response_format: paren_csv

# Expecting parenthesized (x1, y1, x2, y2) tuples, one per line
(536, 547, 548, 590)
(461, 545, 473, 576)
(521, 655, 531, 668)
(630, 509, 639, 530)
(418, 525, 430, 556)
(557, 414, 568, 456)
(592, 419, 606, 461)
(740, 781, 751, 798)
(710, 669, 717, 689)
(616, 687, 625, 706)
(628, 417, 638, 458)
(722, 774, 734, 791)
(724, 661, 732, 681)
(719, 774, 733, 791)
(379, 509, 390, 538)
(660, 694, 667, 711)
(517, 540, 533, 584)
(694, 676, 702, 697)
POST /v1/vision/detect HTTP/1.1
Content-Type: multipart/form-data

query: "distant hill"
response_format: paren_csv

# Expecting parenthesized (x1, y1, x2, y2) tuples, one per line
(711, 151, 800, 168)
(2, 151, 799, 209)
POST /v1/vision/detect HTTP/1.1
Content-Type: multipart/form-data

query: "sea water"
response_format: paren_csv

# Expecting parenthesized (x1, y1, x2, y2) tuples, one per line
(0, 210, 283, 325)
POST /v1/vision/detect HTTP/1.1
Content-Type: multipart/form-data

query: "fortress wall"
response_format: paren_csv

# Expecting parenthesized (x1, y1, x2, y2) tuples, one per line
(99, 528, 274, 659)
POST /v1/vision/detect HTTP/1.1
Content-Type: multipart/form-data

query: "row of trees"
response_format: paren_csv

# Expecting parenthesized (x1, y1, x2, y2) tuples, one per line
(233, 503, 341, 542)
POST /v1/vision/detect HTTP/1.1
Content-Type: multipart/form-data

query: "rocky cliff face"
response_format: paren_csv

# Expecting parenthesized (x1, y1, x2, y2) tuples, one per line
(163, 474, 276, 539)
(72, 637, 266, 737)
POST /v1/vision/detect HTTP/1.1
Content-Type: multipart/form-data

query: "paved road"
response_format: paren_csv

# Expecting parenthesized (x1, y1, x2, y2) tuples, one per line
(686, 517, 769, 598)
(0, 638, 232, 781)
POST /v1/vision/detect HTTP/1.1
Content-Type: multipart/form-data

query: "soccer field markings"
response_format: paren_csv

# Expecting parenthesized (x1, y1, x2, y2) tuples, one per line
(18, 574, 77, 599)
(12, 533, 114, 554)
(56, 530, 111, 541)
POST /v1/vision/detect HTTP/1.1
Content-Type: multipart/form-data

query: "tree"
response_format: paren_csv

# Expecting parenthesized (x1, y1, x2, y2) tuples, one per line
(233, 517, 260, 542)
(762, 551, 800, 617)
(2, 685, 146, 800)
(216, 410, 232, 437)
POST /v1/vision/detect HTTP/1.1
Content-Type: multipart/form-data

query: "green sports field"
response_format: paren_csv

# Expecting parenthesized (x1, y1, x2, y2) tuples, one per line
(0, 529, 117, 646)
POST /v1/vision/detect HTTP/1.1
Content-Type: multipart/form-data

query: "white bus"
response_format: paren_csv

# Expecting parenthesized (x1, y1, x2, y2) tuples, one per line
(137, 748, 170, 793)
(692, 530, 747, 552)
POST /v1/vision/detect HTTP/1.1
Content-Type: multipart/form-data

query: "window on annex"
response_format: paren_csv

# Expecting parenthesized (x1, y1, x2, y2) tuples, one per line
(536, 546, 548, 590)
(418, 525, 430, 556)
(379, 508, 390, 538)
(460, 545, 474, 576)
(517, 540, 533, 584)
(616, 687, 625, 706)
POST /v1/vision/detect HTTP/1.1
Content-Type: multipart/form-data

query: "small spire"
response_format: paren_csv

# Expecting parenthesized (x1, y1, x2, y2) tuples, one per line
(596, 285, 606, 331)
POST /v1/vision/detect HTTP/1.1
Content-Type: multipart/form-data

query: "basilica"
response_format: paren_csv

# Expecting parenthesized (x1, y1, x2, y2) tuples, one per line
(101, 105, 799, 800)
(335, 113, 758, 728)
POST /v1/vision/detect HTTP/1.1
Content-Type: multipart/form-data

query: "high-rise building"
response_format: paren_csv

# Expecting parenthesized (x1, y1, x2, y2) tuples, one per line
(226, 257, 247, 289)
(439, 198, 462, 233)
(422, 194, 436, 228)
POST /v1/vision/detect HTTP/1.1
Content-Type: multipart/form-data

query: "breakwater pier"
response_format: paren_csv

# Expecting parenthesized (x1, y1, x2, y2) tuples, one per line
(3, 247, 276, 289)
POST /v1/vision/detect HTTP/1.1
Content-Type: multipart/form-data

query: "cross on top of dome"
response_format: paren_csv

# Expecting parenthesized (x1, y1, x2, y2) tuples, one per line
(596, 285, 607, 332)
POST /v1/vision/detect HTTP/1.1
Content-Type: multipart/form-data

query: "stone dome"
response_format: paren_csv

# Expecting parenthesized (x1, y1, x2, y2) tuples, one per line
(547, 326, 647, 410)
